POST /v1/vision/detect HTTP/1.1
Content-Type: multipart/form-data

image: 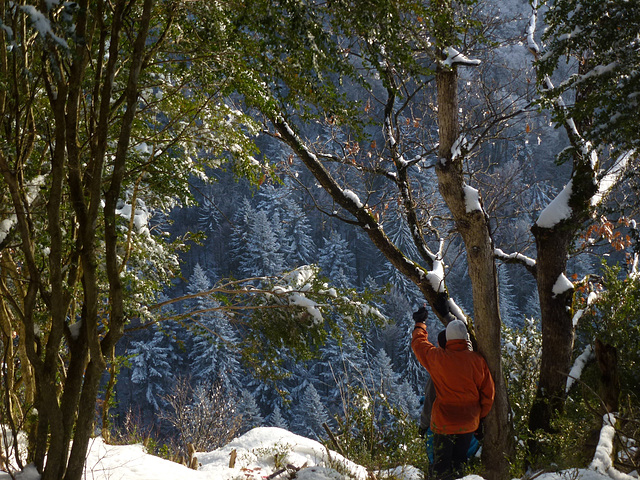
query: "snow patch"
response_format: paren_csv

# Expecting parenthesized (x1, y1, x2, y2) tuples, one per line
(283, 265, 315, 288)
(589, 414, 617, 475)
(591, 150, 632, 206)
(288, 293, 324, 325)
(442, 46, 481, 67)
(425, 259, 446, 293)
(0, 175, 47, 244)
(196, 427, 369, 480)
(447, 298, 466, 322)
(552, 273, 573, 297)
(450, 135, 467, 162)
(566, 344, 594, 393)
(343, 189, 363, 208)
(21, 5, 69, 49)
(68, 320, 82, 340)
(463, 184, 482, 213)
(116, 199, 151, 235)
(526, 0, 540, 54)
(536, 180, 573, 228)
(494, 248, 536, 268)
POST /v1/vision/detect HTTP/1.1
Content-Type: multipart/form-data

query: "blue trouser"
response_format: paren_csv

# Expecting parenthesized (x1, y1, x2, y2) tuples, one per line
(432, 432, 474, 480)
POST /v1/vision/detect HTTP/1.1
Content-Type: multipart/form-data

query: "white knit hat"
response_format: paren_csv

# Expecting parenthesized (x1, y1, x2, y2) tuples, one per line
(446, 320, 469, 342)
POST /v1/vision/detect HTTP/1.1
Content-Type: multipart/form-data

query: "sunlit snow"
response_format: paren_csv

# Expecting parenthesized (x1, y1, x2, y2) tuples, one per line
(463, 184, 482, 213)
(1, 426, 634, 480)
(536, 180, 573, 228)
(552, 273, 573, 296)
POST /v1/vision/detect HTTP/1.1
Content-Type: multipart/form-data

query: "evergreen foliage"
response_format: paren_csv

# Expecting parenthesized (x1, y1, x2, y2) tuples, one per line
(498, 264, 521, 328)
(267, 406, 288, 429)
(319, 230, 357, 288)
(580, 264, 640, 397)
(186, 264, 243, 388)
(538, 0, 640, 154)
(291, 384, 331, 440)
(130, 326, 179, 412)
(238, 389, 265, 434)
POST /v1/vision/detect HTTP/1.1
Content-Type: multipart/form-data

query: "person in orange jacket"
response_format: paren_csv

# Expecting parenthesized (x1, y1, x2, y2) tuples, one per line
(411, 307, 495, 479)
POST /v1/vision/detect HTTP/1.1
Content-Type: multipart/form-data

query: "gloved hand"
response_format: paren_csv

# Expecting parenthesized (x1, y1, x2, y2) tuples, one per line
(413, 306, 428, 324)
(475, 418, 485, 442)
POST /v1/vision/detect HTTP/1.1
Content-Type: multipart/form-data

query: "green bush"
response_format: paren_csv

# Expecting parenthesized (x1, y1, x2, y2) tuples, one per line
(329, 386, 429, 478)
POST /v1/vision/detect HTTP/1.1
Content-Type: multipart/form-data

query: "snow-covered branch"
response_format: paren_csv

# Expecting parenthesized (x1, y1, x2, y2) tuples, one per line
(441, 46, 481, 68)
(494, 247, 536, 274)
(591, 150, 634, 207)
(588, 413, 635, 479)
(565, 344, 594, 393)
(526, 0, 540, 56)
(535, 178, 574, 229)
(149, 266, 387, 329)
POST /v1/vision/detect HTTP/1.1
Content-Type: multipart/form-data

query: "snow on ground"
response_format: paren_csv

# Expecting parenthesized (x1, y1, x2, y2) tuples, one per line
(0, 426, 636, 480)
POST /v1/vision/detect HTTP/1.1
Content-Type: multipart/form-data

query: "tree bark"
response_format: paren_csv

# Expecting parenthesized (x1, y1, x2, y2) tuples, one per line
(528, 223, 574, 433)
(595, 338, 619, 414)
(528, 140, 598, 435)
(434, 63, 513, 479)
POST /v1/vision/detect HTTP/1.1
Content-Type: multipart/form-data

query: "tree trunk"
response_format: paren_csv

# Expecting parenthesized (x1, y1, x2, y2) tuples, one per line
(435, 64, 513, 480)
(595, 338, 619, 414)
(528, 223, 575, 433)
(528, 141, 598, 435)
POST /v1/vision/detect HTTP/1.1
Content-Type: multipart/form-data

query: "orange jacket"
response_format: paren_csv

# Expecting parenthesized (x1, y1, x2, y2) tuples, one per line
(412, 324, 495, 434)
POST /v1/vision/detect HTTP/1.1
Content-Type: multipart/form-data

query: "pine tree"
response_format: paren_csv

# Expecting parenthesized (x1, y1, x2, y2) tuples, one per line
(186, 264, 243, 389)
(267, 405, 289, 429)
(256, 183, 317, 268)
(198, 195, 220, 234)
(375, 206, 424, 298)
(291, 383, 330, 440)
(187, 264, 218, 380)
(525, 290, 542, 320)
(237, 388, 264, 433)
(498, 264, 521, 328)
(228, 197, 256, 275)
(232, 205, 285, 277)
(317, 319, 368, 411)
(367, 348, 408, 415)
(283, 199, 317, 267)
(129, 325, 178, 412)
(318, 230, 356, 287)
(393, 314, 429, 395)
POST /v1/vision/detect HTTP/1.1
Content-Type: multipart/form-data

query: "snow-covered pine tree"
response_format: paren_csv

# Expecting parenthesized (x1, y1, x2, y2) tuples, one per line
(232, 204, 285, 277)
(367, 348, 409, 415)
(392, 312, 429, 396)
(267, 405, 289, 429)
(129, 325, 179, 412)
(237, 388, 264, 433)
(317, 318, 368, 411)
(282, 198, 317, 267)
(291, 383, 331, 440)
(376, 207, 422, 300)
(255, 182, 317, 267)
(186, 264, 243, 390)
(498, 264, 521, 328)
(228, 198, 256, 275)
(525, 290, 541, 320)
(318, 230, 356, 287)
(187, 263, 218, 380)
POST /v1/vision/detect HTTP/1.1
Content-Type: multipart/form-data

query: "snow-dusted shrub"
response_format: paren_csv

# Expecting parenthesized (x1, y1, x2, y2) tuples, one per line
(161, 377, 242, 457)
